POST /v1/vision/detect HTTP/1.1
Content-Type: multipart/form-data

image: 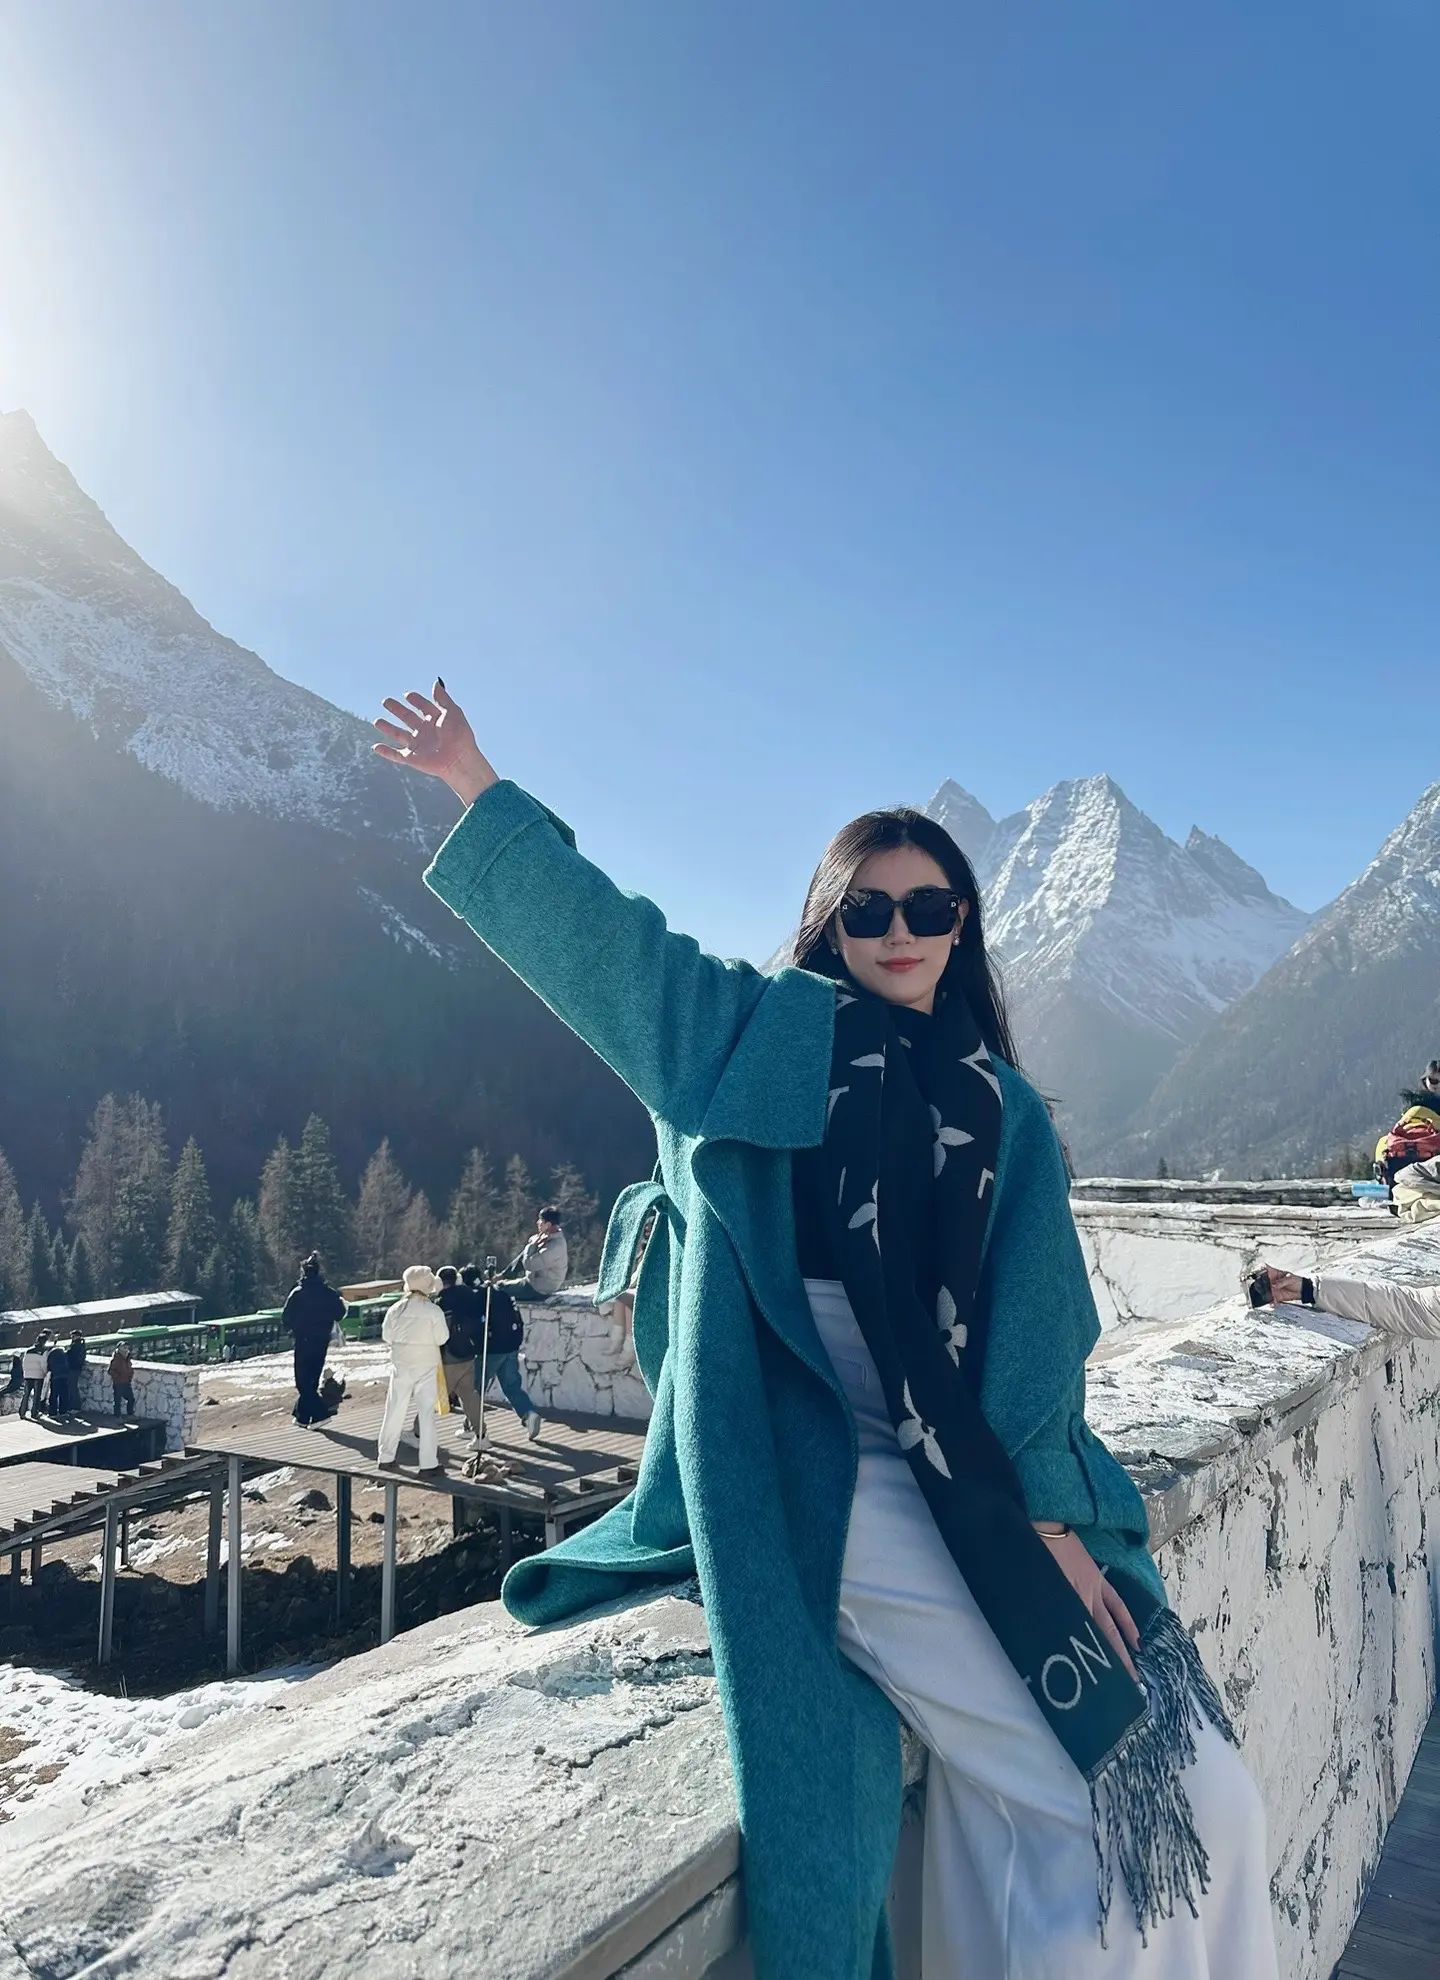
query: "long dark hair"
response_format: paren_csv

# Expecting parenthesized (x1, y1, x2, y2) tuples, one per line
(788, 807, 1021, 1069)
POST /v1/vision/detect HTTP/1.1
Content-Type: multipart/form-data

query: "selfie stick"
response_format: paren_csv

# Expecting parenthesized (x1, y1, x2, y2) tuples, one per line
(477, 1254, 497, 1447)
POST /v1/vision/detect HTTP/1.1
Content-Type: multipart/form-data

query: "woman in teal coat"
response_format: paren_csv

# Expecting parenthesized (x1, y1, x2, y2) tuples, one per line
(375, 682, 1275, 1980)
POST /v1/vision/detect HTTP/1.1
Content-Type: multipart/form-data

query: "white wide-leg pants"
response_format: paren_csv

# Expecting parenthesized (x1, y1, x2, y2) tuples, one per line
(378, 1353, 440, 1468)
(805, 1280, 1278, 1980)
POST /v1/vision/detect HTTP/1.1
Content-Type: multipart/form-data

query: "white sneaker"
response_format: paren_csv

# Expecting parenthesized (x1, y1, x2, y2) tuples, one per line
(525, 1411, 542, 1441)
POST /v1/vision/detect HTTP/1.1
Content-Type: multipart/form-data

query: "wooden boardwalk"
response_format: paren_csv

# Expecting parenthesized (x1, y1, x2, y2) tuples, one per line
(189, 1400, 647, 1668)
(0, 1410, 167, 1469)
(1337, 1705, 1440, 1979)
(189, 1399, 645, 1537)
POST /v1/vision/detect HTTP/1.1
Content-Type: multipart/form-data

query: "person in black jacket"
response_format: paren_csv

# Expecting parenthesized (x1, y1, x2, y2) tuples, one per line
(435, 1265, 485, 1442)
(282, 1254, 346, 1425)
(45, 1339, 73, 1418)
(462, 1262, 543, 1441)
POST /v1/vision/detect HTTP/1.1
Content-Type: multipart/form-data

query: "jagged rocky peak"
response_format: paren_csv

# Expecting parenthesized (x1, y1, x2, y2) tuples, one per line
(925, 779, 997, 864)
(0, 411, 454, 850)
(1289, 777, 1440, 968)
(1183, 826, 1283, 904)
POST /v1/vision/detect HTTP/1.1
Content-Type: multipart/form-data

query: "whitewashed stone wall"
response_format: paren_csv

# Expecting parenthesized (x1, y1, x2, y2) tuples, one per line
(1074, 1199, 1393, 1333)
(517, 1290, 652, 1421)
(78, 1358, 200, 1450)
(1086, 1217, 1440, 1980)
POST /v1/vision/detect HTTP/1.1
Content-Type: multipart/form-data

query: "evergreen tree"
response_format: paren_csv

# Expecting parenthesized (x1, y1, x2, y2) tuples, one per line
(394, 1189, 449, 1270)
(27, 1206, 65, 1308)
(1155, 1157, 1171, 1180)
(70, 1093, 127, 1296)
(50, 1230, 73, 1304)
(71, 1093, 170, 1296)
(293, 1115, 353, 1280)
(68, 1233, 96, 1305)
(448, 1148, 500, 1268)
(113, 1101, 171, 1296)
(167, 1138, 218, 1293)
(258, 1137, 307, 1299)
(202, 1198, 267, 1318)
(547, 1163, 601, 1282)
(498, 1155, 536, 1268)
(0, 1150, 31, 1311)
(353, 1140, 412, 1278)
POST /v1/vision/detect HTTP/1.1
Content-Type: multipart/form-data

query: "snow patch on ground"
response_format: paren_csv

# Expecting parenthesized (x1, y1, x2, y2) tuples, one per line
(0, 1662, 317, 1845)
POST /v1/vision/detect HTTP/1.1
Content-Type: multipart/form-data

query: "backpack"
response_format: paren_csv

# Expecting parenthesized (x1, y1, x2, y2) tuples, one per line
(1375, 1107, 1440, 1187)
(481, 1285, 524, 1357)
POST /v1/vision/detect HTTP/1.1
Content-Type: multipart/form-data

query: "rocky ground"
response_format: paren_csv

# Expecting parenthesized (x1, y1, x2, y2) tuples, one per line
(0, 1345, 547, 1820)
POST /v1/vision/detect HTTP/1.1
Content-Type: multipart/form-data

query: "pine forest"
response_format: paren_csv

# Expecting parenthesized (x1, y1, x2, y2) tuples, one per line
(0, 1095, 603, 1318)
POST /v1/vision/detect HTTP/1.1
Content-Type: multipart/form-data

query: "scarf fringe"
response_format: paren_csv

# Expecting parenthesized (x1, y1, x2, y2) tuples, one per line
(1089, 1609, 1237, 1945)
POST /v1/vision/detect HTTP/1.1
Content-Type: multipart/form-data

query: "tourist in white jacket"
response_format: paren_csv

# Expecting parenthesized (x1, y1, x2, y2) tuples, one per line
(1255, 1265, 1440, 1340)
(378, 1266, 450, 1472)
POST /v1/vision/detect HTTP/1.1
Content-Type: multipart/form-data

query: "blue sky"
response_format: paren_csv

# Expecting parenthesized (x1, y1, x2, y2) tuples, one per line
(2, 2, 1436, 961)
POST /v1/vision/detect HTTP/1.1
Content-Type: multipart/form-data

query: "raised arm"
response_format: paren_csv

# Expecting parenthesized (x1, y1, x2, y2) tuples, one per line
(374, 681, 768, 1125)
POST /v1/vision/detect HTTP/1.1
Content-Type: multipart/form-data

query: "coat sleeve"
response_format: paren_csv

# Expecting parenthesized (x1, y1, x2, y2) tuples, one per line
(1314, 1273, 1440, 1339)
(424, 781, 769, 1127)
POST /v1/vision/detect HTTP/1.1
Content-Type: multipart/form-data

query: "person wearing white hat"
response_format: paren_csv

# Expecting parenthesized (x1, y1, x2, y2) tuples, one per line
(377, 1265, 450, 1472)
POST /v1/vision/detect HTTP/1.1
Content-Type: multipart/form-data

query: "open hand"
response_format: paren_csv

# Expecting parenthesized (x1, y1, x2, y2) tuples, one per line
(373, 680, 497, 808)
(1040, 1527, 1141, 1681)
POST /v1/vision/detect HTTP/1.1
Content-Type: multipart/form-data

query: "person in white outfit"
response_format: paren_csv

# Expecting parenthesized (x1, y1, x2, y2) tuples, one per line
(377, 1265, 449, 1472)
(1254, 1263, 1440, 1338)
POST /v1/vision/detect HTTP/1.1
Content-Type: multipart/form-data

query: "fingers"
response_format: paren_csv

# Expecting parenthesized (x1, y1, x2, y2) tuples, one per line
(1093, 1599, 1139, 1681)
(405, 691, 442, 723)
(373, 742, 411, 765)
(382, 697, 426, 734)
(374, 718, 416, 746)
(1102, 1578, 1142, 1652)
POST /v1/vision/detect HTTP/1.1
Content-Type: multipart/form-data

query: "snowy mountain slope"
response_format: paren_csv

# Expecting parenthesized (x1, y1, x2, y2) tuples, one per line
(923, 775, 1312, 1159)
(0, 414, 655, 1217)
(0, 410, 452, 850)
(1098, 780, 1440, 1177)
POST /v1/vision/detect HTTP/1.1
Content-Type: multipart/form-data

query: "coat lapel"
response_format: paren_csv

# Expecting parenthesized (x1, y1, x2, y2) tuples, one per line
(690, 967, 844, 1387)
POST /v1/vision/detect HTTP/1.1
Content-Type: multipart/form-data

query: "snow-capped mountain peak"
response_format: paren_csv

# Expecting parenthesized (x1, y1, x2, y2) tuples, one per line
(920, 773, 1313, 1156)
(1285, 777, 1440, 970)
(947, 772, 1311, 1043)
(926, 778, 997, 865)
(0, 410, 452, 851)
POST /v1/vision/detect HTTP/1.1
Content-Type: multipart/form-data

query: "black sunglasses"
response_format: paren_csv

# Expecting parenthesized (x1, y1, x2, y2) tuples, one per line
(839, 887, 964, 941)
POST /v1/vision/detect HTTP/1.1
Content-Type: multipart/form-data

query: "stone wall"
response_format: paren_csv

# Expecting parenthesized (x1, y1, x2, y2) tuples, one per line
(81, 1358, 199, 1450)
(1075, 1199, 1394, 1333)
(516, 1289, 651, 1420)
(1083, 1218, 1440, 1978)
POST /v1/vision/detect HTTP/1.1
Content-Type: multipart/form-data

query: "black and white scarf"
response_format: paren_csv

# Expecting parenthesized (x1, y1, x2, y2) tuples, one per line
(818, 980, 1235, 1938)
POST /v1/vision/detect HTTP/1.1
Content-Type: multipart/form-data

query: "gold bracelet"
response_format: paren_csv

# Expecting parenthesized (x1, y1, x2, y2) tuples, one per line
(1034, 1522, 1070, 1540)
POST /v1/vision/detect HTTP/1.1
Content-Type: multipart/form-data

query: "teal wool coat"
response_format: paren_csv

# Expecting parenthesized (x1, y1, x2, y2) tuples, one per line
(424, 782, 1165, 1980)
